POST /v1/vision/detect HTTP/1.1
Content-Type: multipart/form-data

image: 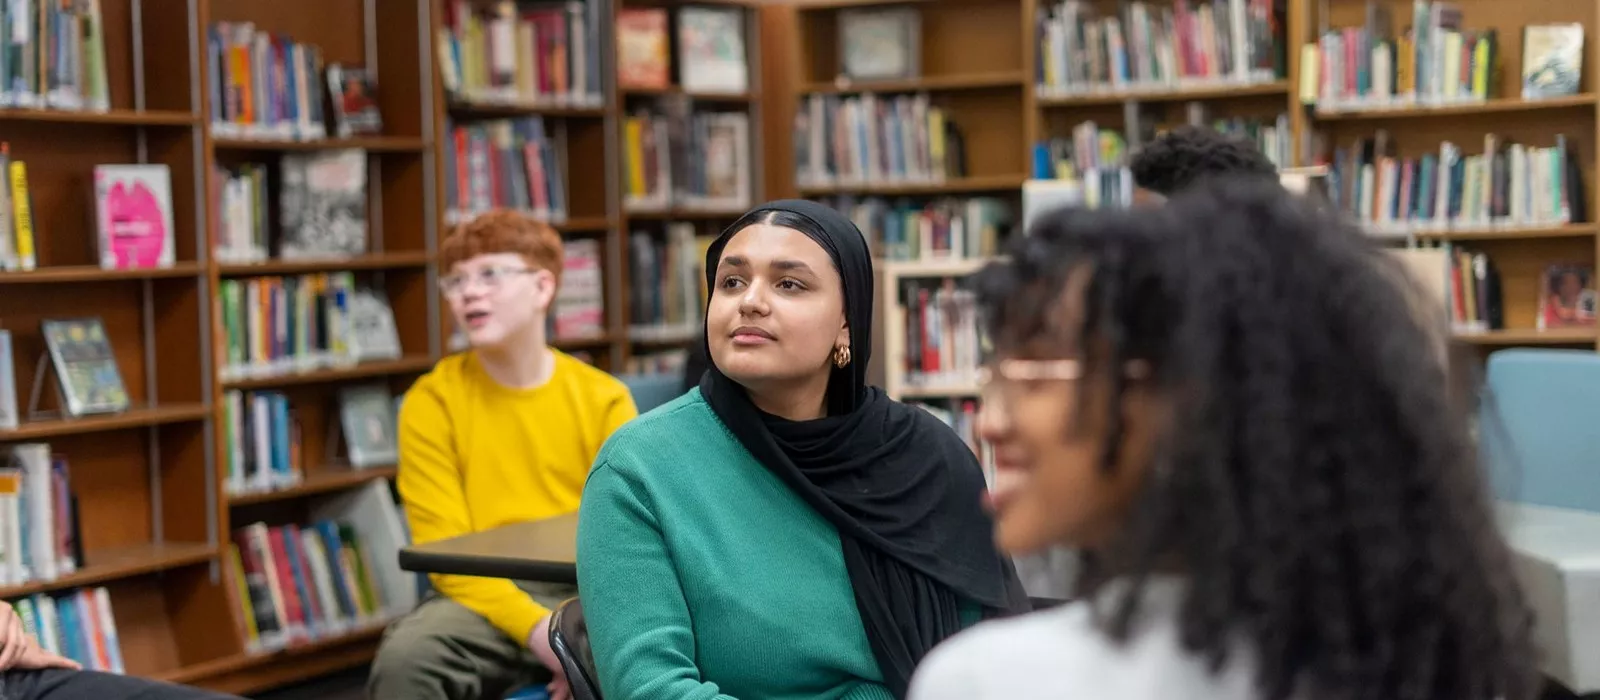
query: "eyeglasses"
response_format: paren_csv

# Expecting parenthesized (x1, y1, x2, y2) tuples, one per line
(977, 357, 1151, 401)
(438, 265, 537, 298)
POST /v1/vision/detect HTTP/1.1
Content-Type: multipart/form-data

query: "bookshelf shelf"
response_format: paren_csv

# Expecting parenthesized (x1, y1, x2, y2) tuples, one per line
(0, 542, 216, 599)
(155, 623, 388, 690)
(1456, 329, 1598, 345)
(878, 258, 994, 278)
(1036, 80, 1291, 107)
(625, 207, 750, 221)
(0, 404, 212, 442)
(1313, 94, 1598, 120)
(1410, 225, 1600, 241)
(229, 466, 398, 506)
(217, 252, 431, 276)
(220, 355, 436, 391)
(0, 108, 199, 126)
(798, 174, 1028, 196)
(0, 263, 204, 284)
(211, 136, 428, 153)
(622, 87, 756, 102)
(802, 71, 1027, 95)
(445, 101, 608, 119)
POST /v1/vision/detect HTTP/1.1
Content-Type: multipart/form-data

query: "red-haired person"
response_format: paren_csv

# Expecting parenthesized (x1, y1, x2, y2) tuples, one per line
(368, 211, 637, 700)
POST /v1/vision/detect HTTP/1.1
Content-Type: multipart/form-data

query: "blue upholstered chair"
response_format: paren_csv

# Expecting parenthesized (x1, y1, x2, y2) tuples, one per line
(1478, 348, 1600, 514)
(619, 372, 686, 415)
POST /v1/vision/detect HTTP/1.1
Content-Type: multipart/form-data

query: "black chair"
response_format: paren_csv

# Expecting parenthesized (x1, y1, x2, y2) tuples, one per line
(549, 597, 603, 700)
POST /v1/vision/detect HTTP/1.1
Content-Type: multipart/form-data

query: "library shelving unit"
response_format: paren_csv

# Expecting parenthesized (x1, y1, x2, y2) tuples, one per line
(0, 0, 435, 694)
(433, 0, 764, 378)
(787, 0, 1029, 409)
(614, 0, 765, 375)
(1301, 0, 1598, 353)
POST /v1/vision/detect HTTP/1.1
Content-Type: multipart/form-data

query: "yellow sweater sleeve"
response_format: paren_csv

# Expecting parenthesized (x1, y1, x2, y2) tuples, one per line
(397, 382, 547, 644)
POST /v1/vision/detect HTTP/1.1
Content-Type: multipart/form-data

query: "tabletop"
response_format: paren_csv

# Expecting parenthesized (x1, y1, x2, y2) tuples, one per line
(398, 512, 579, 584)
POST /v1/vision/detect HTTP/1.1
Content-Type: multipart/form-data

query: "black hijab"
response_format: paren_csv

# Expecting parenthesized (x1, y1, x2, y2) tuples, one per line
(696, 199, 1030, 697)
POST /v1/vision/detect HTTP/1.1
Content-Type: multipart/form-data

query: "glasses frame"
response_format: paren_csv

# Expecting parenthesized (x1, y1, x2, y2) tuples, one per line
(438, 265, 538, 298)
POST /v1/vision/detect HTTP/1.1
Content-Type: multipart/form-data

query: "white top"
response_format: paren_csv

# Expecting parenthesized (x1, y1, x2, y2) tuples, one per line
(908, 577, 1277, 700)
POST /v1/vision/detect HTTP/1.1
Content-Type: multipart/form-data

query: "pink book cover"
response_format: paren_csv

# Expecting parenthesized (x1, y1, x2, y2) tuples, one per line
(94, 164, 175, 270)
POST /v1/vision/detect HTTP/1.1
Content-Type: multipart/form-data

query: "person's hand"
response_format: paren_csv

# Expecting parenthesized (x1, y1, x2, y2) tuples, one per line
(0, 603, 77, 672)
(528, 614, 571, 700)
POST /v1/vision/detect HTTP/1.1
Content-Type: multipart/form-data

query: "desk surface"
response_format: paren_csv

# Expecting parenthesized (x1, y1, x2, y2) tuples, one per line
(398, 513, 578, 584)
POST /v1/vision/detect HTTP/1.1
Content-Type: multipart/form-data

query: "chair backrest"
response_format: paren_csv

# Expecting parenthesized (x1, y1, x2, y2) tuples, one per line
(549, 597, 602, 700)
(620, 373, 684, 415)
(1479, 349, 1600, 514)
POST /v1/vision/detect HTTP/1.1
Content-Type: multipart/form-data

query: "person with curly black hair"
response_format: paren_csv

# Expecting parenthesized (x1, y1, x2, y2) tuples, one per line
(906, 176, 1539, 700)
(1128, 125, 1279, 202)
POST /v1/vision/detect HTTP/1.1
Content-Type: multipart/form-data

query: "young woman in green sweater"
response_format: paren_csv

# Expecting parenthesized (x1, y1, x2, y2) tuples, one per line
(575, 199, 1030, 700)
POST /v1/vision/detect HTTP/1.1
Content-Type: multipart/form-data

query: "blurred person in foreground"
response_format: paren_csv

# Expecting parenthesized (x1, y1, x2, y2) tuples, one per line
(908, 177, 1539, 700)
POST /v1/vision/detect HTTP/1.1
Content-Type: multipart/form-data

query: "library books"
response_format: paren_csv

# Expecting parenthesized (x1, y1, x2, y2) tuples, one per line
(214, 150, 370, 264)
(41, 317, 129, 418)
(1328, 133, 1585, 237)
(794, 93, 963, 189)
(0, 144, 36, 271)
(829, 196, 1010, 262)
(628, 225, 710, 342)
(444, 117, 569, 226)
(14, 587, 123, 675)
(217, 272, 403, 381)
(0, 443, 80, 587)
(624, 107, 751, 212)
(228, 482, 414, 651)
(0, 1, 109, 112)
(207, 22, 331, 141)
(554, 239, 604, 341)
(1035, 0, 1281, 98)
(437, 0, 604, 108)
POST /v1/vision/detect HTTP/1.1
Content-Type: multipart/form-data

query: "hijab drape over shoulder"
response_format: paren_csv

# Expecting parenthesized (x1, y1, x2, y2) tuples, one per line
(697, 198, 1031, 698)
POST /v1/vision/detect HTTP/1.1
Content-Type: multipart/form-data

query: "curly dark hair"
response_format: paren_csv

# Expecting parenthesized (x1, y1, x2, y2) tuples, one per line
(975, 176, 1538, 700)
(1128, 125, 1280, 196)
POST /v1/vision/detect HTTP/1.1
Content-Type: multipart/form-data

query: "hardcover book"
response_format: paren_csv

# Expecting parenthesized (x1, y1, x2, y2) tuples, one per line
(278, 149, 368, 259)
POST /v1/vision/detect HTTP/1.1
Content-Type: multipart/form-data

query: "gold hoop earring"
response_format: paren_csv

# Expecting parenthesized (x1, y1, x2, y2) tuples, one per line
(833, 345, 851, 368)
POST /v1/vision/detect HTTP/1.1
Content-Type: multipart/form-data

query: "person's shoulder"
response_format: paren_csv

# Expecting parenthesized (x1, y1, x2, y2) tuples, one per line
(554, 351, 630, 397)
(398, 353, 469, 412)
(594, 389, 714, 464)
(911, 605, 1098, 698)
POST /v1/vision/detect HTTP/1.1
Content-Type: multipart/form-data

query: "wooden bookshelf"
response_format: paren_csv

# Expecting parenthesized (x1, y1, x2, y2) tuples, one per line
(0, 0, 441, 693)
(771, 0, 1600, 366)
(1303, 0, 1598, 346)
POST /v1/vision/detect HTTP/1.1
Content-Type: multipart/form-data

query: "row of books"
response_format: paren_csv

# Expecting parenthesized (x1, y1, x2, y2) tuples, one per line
(0, 444, 78, 586)
(9, 587, 123, 675)
(793, 93, 967, 189)
(1034, 0, 1283, 97)
(216, 273, 404, 382)
(623, 106, 752, 213)
(222, 383, 399, 500)
(1308, 2, 1583, 111)
(0, 0, 109, 112)
(898, 277, 983, 391)
(211, 150, 370, 264)
(1321, 132, 1586, 235)
(825, 196, 1011, 263)
(229, 511, 397, 651)
(444, 117, 569, 227)
(628, 226, 712, 342)
(616, 5, 750, 95)
(437, 0, 604, 108)
(0, 149, 180, 273)
(554, 239, 606, 341)
(206, 22, 381, 141)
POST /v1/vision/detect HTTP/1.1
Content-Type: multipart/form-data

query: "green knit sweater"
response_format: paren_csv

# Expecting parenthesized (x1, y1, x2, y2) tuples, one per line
(575, 391, 901, 700)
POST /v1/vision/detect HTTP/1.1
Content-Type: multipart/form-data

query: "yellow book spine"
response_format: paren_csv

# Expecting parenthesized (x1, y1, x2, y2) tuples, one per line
(9, 161, 34, 270)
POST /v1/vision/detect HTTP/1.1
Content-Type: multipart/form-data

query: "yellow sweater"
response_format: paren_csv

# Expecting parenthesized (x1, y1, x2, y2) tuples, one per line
(397, 350, 637, 642)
